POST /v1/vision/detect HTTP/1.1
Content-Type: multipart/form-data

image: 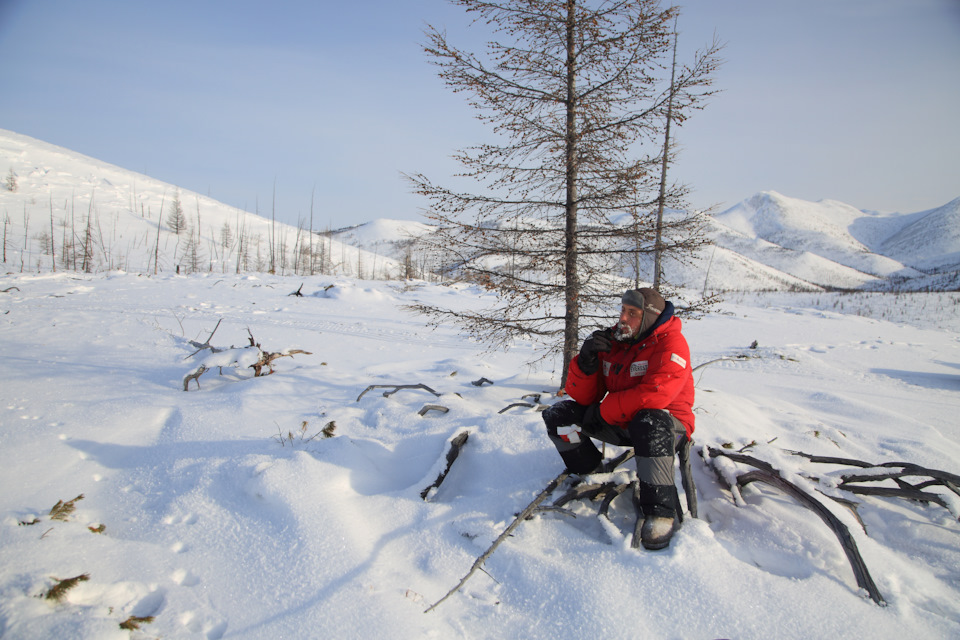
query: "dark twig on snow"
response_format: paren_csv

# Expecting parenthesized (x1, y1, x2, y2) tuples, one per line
(246, 328, 311, 376)
(356, 383, 441, 402)
(44, 574, 90, 602)
(551, 482, 616, 509)
(418, 404, 450, 417)
(471, 377, 494, 386)
(678, 436, 698, 518)
(706, 446, 886, 606)
(787, 450, 960, 516)
(421, 431, 470, 500)
(424, 469, 570, 613)
(837, 485, 951, 509)
(497, 402, 537, 414)
(187, 318, 225, 357)
(600, 449, 636, 473)
(183, 365, 208, 391)
(533, 450, 637, 518)
(598, 482, 633, 518)
(289, 283, 304, 297)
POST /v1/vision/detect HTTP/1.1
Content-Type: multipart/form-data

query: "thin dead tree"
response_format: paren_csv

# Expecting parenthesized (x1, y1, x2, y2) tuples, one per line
(49, 196, 56, 272)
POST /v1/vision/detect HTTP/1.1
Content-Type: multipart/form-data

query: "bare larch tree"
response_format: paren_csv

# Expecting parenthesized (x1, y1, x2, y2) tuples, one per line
(406, 0, 722, 382)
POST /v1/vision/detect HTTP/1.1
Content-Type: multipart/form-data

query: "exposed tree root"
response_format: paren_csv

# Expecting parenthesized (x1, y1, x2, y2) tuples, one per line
(421, 431, 469, 500)
(418, 404, 450, 416)
(706, 446, 886, 606)
(356, 383, 441, 402)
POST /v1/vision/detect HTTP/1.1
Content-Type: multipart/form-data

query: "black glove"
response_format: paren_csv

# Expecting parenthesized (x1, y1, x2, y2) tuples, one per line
(580, 403, 610, 434)
(577, 329, 612, 375)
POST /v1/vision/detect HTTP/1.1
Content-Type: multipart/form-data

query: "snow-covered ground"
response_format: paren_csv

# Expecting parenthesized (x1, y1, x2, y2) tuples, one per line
(1, 272, 958, 639)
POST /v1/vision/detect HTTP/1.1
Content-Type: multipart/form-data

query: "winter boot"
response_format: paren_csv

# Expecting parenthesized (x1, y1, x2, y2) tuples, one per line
(638, 513, 679, 550)
(631, 481, 679, 550)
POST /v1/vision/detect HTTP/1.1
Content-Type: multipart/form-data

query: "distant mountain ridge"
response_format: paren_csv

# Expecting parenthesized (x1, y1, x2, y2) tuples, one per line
(703, 191, 960, 290)
(2, 128, 957, 291)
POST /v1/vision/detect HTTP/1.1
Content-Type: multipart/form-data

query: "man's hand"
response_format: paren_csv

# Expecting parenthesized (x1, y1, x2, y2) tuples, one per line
(577, 329, 612, 375)
(580, 403, 610, 433)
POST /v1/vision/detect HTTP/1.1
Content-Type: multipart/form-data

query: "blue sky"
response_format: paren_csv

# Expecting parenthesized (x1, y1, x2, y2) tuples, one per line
(1, 0, 957, 229)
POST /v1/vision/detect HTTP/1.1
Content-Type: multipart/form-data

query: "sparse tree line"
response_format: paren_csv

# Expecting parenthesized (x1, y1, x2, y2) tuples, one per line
(0, 183, 442, 280)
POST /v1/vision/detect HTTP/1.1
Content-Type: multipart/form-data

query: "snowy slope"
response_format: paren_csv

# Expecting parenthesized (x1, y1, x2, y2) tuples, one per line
(712, 191, 917, 279)
(879, 197, 960, 271)
(0, 128, 404, 279)
(700, 218, 888, 291)
(1, 273, 959, 639)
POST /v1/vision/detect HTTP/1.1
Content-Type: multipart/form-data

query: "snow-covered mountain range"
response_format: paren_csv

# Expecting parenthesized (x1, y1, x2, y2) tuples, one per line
(3, 128, 957, 291)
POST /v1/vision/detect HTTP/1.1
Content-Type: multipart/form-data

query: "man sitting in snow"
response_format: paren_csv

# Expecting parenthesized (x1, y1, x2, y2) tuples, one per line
(542, 288, 695, 550)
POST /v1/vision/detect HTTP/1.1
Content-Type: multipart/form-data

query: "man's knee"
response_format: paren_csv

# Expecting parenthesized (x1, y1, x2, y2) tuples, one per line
(542, 400, 586, 435)
(627, 409, 681, 457)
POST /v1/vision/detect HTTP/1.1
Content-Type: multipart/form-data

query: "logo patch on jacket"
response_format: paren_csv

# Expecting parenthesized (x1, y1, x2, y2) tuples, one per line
(670, 353, 687, 369)
(630, 360, 648, 377)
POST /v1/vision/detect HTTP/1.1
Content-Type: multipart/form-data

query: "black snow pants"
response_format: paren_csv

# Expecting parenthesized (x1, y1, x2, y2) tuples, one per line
(542, 400, 685, 518)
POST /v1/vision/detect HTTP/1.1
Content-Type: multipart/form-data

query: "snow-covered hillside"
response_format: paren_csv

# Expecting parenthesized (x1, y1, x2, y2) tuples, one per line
(1, 272, 958, 639)
(708, 191, 957, 290)
(0, 129, 406, 279)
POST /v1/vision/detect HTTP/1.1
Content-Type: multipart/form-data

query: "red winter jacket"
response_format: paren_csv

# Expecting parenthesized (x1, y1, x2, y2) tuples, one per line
(565, 313, 695, 437)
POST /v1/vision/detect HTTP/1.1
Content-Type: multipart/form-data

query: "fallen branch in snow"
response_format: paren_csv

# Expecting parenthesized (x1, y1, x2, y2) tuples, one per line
(49, 494, 84, 522)
(186, 318, 225, 357)
(356, 383, 441, 402)
(418, 404, 450, 416)
(787, 450, 960, 515)
(424, 451, 645, 612)
(497, 402, 539, 414)
(421, 431, 470, 500)
(424, 469, 570, 613)
(246, 329, 311, 376)
(1, 286, 20, 293)
(119, 615, 155, 631)
(551, 481, 618, 509)
(44, 574, 90, 602)
(542, 450, 638, 515)
(705, 446, 886, 606)
(182, 327, 311, 390)
(183, 365, 207, 391)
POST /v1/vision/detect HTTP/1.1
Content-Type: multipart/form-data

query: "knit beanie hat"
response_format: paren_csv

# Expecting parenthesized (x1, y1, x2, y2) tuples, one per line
(622, 288, 665, 335)
(622, 288, 665, 315)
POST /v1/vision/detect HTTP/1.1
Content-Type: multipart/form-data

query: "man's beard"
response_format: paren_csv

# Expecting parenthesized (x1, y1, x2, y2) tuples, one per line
(613, 321, 635, 342)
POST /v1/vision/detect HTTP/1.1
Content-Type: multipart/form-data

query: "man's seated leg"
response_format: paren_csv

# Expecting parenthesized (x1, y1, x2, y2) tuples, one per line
(627, 409, 685, 549)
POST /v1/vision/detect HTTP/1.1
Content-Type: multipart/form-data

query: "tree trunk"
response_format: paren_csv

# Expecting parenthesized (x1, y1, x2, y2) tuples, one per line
(562, 0, 580, 387)
(653, 22, 679, 290)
